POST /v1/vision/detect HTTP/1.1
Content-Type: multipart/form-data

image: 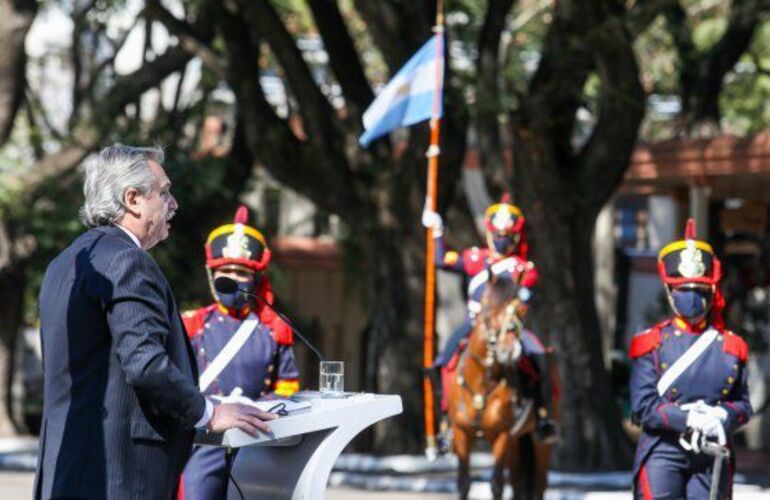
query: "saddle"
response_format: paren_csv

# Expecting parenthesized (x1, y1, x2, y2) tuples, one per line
(441, 339, 537, 415)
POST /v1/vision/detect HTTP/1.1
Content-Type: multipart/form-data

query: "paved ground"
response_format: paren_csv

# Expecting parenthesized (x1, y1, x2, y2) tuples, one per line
(4, 436, 768, 499)
(1, 472, 450, 498)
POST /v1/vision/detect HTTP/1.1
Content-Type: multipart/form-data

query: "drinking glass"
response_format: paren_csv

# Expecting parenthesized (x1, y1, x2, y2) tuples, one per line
(319, 361, 344, 397)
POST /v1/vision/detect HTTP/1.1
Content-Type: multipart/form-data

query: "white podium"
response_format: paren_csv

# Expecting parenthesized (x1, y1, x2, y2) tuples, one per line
(194, 392, 403, 499)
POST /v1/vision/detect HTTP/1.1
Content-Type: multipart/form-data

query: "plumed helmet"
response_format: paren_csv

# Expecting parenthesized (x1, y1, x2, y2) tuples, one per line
(483, 194, 526, 236)
(483, 194, 529, 259)
(205, 205, 271, 272)
(657, 218, 722, 286)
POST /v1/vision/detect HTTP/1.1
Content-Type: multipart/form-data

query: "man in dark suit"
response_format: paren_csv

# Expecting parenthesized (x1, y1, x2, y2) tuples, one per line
(35, 145, 277, 500)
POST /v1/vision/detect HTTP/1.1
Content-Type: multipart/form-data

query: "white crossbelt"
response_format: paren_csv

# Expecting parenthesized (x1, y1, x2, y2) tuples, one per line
(657, 327, 718, 397)
(199, 318, 259, 392)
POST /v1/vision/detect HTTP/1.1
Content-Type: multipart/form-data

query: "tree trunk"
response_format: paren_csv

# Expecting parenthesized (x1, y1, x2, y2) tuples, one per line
(0, 0, 37, 145)
(0, 259, 27, 436)
(513, 122, 634, 470)
(363, 227, 425, 453)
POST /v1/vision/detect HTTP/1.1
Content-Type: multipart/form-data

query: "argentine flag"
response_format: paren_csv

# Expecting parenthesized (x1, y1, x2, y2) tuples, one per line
(359, 34, 444, 147)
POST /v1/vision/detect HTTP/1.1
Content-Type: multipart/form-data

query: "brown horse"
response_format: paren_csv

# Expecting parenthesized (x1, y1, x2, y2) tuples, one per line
(446, 277, 557, 500)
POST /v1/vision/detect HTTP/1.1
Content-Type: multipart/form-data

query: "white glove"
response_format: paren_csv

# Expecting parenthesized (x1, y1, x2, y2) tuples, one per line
(701, 415, 727, 445)
(682, 400, 728, 449)
(685, 406, 710, 431)
(421, 208, 444, 235)
(697, 403, 728, 423)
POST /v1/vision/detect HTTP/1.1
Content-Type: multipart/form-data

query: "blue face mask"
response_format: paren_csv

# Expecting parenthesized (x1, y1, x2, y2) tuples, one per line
(215, 279, 255, 310)
(671, 288, 712, 321)
(492, 235, 515, 255)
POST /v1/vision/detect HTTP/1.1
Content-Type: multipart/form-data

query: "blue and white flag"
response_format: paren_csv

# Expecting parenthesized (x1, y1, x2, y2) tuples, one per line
(359, 34, 444, 147)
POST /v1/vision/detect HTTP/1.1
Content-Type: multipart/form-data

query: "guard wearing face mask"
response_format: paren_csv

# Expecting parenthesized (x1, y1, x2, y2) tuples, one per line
(629, 219, 752, 500)
(422, 196, 556, 442)
(179, 206, 300, 500)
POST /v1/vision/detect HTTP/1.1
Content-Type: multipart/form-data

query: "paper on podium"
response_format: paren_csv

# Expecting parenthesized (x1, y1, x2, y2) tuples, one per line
(210, 394, 311, 414)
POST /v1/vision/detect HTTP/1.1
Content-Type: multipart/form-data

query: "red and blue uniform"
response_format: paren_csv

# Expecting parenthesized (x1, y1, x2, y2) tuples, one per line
(179, 304, 299, 500)
(426, 199, 556, 440)
(179, 206, 300, 500)
(630, 318, 750, 499)
(433, 240, 541, 366)
(630, 219, 752, 499)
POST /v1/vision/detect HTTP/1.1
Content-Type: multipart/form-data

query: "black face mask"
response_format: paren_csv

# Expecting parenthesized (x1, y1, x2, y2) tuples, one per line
(215, 279, 255, 310)
(671, 287, 712, 321)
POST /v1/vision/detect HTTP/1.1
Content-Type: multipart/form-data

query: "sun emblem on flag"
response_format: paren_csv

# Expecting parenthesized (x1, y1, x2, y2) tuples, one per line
(677, 240, 705, 278)
(222, 224, 252, 259)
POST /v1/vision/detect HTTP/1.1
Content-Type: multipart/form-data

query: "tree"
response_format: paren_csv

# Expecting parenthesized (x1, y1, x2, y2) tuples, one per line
(507, 0, 645, 469)
(3, 0, 770, 471)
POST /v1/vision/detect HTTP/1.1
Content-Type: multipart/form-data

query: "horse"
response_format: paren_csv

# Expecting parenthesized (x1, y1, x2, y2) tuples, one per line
(445, 276, 557, 500)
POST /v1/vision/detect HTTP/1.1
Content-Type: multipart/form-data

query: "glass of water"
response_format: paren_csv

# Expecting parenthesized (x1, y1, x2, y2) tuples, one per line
(319, 361, 344, 397)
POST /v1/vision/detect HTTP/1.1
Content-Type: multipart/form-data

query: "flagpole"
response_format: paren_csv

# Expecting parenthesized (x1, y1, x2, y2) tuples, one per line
(423, 0, 444, 459)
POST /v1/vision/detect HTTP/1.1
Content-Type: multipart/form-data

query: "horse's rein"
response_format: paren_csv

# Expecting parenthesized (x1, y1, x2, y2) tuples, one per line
(482, 299, 523, 348)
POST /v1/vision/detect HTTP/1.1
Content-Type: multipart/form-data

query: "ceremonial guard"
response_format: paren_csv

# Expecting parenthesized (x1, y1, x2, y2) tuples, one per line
(180, 206, 300, 500)
(629, 219, 752, 499)
(422, 197, 556, 440)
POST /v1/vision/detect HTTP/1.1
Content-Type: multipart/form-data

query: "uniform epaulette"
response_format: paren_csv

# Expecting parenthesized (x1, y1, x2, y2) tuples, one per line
(444, 251, 459, 266)
(629, 327, 662, 359)
(462, 247, 489, 275)
(723, 330, 748, 362)
(181, 305, 216, 338)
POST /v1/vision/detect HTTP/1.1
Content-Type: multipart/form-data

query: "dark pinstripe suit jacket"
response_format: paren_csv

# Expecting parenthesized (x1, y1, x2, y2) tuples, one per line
(34, 225, 206, 500)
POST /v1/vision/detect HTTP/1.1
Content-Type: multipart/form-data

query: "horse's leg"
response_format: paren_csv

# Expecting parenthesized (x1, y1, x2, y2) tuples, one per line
(453, 425, 473, 500)
(489, 430, 512, 500)
(531, 441, 552, 500)
(507, 436, 523, 500)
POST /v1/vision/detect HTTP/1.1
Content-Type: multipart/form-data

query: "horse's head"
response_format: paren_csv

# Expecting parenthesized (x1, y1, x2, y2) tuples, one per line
(478, 275, 526, 368)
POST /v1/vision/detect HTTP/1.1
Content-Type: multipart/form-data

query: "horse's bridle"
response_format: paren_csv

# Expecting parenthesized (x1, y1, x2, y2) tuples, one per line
(456, 297, 524, 428)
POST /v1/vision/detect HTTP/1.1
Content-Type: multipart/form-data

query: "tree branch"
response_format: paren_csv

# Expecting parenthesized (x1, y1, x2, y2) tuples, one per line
(626, 0, 676, 37)
(145, 0, 226, 78)
(526, 0, 593, 165)
(235, 0, 342, 148)
(352, 0, 432, 74)
(707, 0, 770, 88)
(5, 47, 193, 199)
(0, 0, 37, 146)
(214, 3, 363, 217)
(577, 3, 645, 212)
(664, 0, 770, 130)
(307, 0, 373, 120)
(476, 0, 516, 193)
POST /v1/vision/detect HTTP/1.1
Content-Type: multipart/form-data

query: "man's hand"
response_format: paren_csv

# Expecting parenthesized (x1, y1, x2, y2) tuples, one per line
(207, 403, 278, 436)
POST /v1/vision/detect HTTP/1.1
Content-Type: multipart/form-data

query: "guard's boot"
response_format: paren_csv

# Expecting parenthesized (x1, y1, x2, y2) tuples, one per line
(531, 352, 557, 444)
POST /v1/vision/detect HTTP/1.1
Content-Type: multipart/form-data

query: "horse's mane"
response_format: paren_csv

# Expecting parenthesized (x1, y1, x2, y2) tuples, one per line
(484, 275, 521, 312)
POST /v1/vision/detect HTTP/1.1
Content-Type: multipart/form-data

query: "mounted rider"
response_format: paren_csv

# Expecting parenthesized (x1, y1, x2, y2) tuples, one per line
(422, 196, 556, 442)
(629, 218, 752, 499)
(180, 205, 300, 500)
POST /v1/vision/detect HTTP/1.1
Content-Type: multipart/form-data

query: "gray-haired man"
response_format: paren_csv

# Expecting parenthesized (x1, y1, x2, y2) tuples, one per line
(34, 144, 276, 500)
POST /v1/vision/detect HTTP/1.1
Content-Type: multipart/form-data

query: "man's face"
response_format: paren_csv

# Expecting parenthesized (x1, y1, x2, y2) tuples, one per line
(136, 161, 177, 249)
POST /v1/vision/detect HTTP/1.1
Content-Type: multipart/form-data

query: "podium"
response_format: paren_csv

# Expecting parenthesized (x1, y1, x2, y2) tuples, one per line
(195, 392, 403, 499)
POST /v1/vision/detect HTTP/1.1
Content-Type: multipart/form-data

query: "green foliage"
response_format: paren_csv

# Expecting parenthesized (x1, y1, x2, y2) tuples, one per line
(721, 21, 770, 135)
